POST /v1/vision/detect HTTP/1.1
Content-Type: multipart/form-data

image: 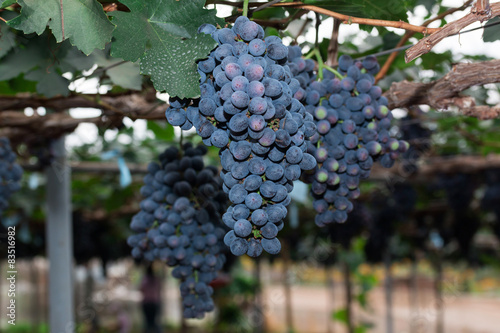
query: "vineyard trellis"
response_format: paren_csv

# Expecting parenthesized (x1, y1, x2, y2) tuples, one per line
(0, 0, 499, 332)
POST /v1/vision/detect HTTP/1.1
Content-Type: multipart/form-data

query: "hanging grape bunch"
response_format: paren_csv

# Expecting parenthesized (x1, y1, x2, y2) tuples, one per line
(166, 17, 318, 257)
(127, 143, 227, 319)
(0, 137, 23, 215)
(300, 55, 409, 227)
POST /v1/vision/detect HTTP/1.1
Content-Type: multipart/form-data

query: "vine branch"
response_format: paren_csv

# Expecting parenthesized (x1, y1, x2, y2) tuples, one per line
(274, 2, 440, 34)
(209, 0, 441, 33)
(384, 59, 500, 119)
(472, 0, 491, 17)
(0, 90, 164, 117)
(370, 154, 500, 180)
(405, 1, 500, 62)
(375, 0, 474, 82)
(326, 19, 341, 67)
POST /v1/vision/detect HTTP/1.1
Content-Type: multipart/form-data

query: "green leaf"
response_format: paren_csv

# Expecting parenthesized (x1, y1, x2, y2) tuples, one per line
(93, 49, 142, 90)
(140, 34, 215, 98)
(484, 17, 500, 43)
(0, 37, 45, 81)
(107, 62, 142, 90)
(8, 0, 115, 55)
(0, 75, 37, 95)
(0, 34, 95, 96)
(354, 326, 368, 333)
(0, 0, 16, 9)
(60, 46, 98, 72)
(0, 22, 16, 58)
(332, 308, 348, 323)
(147, 120, 175, 141)
(356, 292, 367, 308)
(25, 69, 70, 97)
(110, 0, 223, 98)
(416, 0, 435, 12)
(252, 7, 287, 20)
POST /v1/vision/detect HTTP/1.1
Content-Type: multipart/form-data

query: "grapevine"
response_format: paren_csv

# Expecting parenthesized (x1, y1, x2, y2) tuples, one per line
(127, 143, 227, 319)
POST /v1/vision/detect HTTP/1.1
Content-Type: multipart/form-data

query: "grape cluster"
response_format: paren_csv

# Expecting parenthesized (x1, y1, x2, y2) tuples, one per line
(0, 137, 23, 215)
(300, 55, 409, 227)
(166, 18, 317, 256)
(127, 143, 227, 318)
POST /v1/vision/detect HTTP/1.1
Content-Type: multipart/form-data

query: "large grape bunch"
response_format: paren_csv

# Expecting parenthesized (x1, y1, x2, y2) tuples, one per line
(166, 17, 317, 257)
(0, 137, 23, 215)
(127, 143, 227, 319)
(300, 55, 409, 227)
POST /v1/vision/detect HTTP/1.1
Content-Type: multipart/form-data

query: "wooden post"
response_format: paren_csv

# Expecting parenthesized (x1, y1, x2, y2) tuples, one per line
(384, 247, 393, 333)
(252, 259, 264, 332)
(343, 261, 353, 333)
(283, 242, 294, 333)
(435, 251, 444, 333)
(326, 265, 335, 333)
(409, 256, 418, 333)
(30, 262, 40, 331)
(46, 136, 75, 332)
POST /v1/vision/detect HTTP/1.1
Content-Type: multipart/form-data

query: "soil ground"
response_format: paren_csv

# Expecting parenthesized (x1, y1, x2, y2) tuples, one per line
(261, 281, 500, 333)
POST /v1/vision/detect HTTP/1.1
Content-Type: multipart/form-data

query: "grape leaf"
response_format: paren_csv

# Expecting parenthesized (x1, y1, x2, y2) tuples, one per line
(0, 0, 16, 9)
(140, 34, 215, 98)
(93, 49, 142, 90)
(25, 70, 71, 97)
(484, 17, 500, 43)
(416, 0, 436, 12)
(147, 120, 175, 141)
(0, 22, 16, 58)
(110, 0, 223, 98)
(0, 35, 95, 96)
(0, 76, 37, 95)
(8, 0, 114, 55)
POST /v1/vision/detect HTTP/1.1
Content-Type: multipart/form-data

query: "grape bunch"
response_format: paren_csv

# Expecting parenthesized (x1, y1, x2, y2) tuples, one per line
(0, 137, 23, 215)
(166, 18, 317, 256)
(300, 55, 409, 227)
(127, 143, 227, 319)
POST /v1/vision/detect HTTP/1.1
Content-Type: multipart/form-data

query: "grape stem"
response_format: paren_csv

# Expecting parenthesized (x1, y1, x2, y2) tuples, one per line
(312, 49, 324, 81)
(309, 48, 344, 81)
(303, 49, 316, 60)
(243, 0, 249, 17)
(322, 64, 344, 80)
